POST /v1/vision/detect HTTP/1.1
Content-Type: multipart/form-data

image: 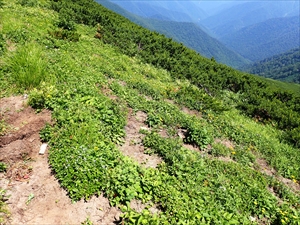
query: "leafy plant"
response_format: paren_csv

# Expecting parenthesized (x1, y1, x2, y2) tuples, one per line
(28, 82, 58, 110)
(184, 122, 212, 149)
(0, 162, 7, 172)
(81, 217, 93, 225)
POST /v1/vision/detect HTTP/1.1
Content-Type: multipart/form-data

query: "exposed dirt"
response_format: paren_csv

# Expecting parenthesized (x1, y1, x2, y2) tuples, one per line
(119, 109, 162, 168)
(130, 199, 160, 215)
(0, 96, 120, 225)
(214, 138, 235, 150)
(255, 158, 300, 193)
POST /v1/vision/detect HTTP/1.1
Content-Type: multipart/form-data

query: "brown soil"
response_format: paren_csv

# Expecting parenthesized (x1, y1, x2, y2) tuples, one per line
(255, 158, 300, 193)
(119, 109, 162, 168)
(0, 96, 120, 224)
(214, 138, 235, 150)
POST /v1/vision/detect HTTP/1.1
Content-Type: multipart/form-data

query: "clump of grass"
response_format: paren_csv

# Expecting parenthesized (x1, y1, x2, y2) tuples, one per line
(8, 42, 47, 90)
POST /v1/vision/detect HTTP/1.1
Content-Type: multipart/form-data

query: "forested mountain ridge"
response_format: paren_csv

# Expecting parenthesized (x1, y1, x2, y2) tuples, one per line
(1, 0, 300, 224)
(200, 1, 300, 38)
(221, 16, 300, 62)
(244, 48, 300, 83)
(98, 0, 250, 68)
(110, 0, 208, 22)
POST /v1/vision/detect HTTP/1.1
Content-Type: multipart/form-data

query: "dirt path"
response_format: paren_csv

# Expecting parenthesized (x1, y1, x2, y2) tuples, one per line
(119, 109, 162, 168)
(0, 96, 120, 224)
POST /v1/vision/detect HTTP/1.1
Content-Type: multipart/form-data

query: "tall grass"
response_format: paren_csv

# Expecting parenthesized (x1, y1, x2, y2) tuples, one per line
(8, 42, 47, 90)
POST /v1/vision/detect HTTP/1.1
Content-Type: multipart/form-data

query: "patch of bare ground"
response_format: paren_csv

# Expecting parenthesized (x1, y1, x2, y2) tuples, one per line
(214, 138, 235, 149)
(164, 99, 202, 119)
(119, 109, 162, 168)
(255, 158, 300, 194)
(0, 96, 120, 224)
(181, 106, 201, 119)
(130, 200, 161, 215)
(101, 84, 118, 100)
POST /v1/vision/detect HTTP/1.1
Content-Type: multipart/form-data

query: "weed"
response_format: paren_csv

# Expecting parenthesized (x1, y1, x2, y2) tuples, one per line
(0, 162, 7, 173)
(7, 42, 48, 90)
(184, 122, 212, 149)
(0, 189, 10, 224)
(0, 120, 8, 136)
(81, 217, 93, 225)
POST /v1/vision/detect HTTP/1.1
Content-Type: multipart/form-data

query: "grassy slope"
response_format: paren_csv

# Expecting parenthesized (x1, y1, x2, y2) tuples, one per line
(0, 0, 299, 224)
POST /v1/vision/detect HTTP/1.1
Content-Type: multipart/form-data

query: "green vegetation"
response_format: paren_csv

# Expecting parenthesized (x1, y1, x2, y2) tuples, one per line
(50, 0, 300, 148)
(6, 42, 49, 90)
(244, 48, 300, 84)
(0, 189, 10, 224)
(0, 0, 299, 224)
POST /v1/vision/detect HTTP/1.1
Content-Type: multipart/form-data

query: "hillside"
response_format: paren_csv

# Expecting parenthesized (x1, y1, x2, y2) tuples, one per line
(0, 0, 300, 224)
(98, 0, 250, 68)
(221, 16, 300, 62)
(244, 48, 300, 83)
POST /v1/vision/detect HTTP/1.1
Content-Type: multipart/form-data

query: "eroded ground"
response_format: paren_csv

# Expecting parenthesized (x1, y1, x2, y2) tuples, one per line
(0, 96, 120, 224)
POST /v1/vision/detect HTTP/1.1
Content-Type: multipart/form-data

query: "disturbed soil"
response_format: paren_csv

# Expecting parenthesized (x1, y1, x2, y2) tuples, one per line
(119, 109, 162, 168)
(0, 96, 120, 225)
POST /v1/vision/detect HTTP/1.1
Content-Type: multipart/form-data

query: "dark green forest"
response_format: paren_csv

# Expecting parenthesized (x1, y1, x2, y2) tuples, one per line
(243, 48, 300, 83)
(221, 16, 299, 62)
(48, 0, 300, 148)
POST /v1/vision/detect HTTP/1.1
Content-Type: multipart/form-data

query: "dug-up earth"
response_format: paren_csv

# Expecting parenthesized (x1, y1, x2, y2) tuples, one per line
(0, 96, 121, 225)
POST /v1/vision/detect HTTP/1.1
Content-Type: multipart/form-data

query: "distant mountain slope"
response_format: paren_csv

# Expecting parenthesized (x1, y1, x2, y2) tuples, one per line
(221, 16, 300, 62)
(201, 1, 300, 38)
(108, 1, 193, 22)
(110, 0, 208, 22)
(243, 48, 300, 83)
(97, 0, 250, 68)
(140, 19, 251, 68)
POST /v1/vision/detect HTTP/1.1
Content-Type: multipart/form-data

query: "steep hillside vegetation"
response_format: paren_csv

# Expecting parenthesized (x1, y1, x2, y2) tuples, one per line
(221, 17, 300, 62)
(244, 48, 300, 83)
(0, 0, 299, 224)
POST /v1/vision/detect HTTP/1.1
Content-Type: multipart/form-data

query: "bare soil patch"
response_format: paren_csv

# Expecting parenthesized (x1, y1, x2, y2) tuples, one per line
(0, 96, 120, 224)
(214, 138, 235, 150)
(255, 158, 300, 193)
(119, 109, 162, 168)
